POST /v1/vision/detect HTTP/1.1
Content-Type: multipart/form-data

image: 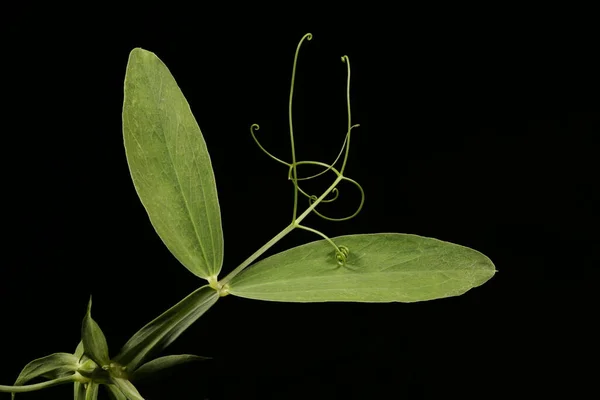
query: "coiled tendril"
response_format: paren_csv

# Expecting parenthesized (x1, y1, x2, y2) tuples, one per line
(335, 245, 350, 266)
(296, 224, 351, 267)
(249, 33, 363, 267)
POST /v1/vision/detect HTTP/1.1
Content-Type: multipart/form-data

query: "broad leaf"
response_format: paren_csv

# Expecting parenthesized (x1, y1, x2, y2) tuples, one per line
(114, 285, 218, 370)
(12, 353, 78, 386)
(82, 297, 110, 366)
(229, 233, 496, 302)
(131, 354, 208, 382)
(123, 47, 224, 279)
(10, 353, 79, 399)
(111, 378, 144, 400)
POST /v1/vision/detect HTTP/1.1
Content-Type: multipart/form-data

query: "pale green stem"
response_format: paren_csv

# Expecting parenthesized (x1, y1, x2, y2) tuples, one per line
(295, 174, 344, 224)
(0, 375, 75, 393)
(219, 173, 343, 286)
(218, 224, 295, 286)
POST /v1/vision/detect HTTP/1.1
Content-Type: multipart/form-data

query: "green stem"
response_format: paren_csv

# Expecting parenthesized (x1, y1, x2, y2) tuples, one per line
(295, 174, 344, 224)
(219, 173, 344, 286)
(0, 375, 75, 393)
(218, 223, 295, 286)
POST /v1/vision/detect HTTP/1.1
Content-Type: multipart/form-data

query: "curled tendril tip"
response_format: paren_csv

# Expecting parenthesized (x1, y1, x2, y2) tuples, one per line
(335, 245, 350, 266)
(249, 123, 289, 167)
(308, 187, 339, 204)
(307, 176, 365, 222)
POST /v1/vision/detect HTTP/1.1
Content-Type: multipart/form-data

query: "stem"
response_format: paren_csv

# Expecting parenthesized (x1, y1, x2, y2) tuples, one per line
(296, 174, 344, 224)
(0, 375, 75, 393)
(219, 223, 295, 286)
(219, 173, 344, 286)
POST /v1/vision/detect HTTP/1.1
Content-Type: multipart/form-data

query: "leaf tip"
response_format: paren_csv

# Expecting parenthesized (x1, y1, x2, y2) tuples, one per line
(86, 295, 93, 315)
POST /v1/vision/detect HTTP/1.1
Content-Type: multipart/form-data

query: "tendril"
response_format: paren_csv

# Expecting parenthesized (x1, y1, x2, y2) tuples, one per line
(308, 176, 365, 222)
(296, 224, 350, 266)
(287, 160, 342, 181)
(340, 55, 354, 175)
(288, 160, 341, 203)
(335, 245, 350, 266)
(296, 124, 360, 182)
(249, 124, 290, 167)
(289, 33, 313, 222)
(307, 187, 339, 203)
(248, 33, 364, 231)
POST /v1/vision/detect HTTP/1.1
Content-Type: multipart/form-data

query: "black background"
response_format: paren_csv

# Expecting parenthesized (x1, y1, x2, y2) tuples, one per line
(1, 7, 597, 400)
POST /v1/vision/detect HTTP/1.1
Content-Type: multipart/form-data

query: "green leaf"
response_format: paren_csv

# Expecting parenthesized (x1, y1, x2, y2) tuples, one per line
(82, 297, 110, 366)
(110, 378, 144, 400)
(229, 233, 496, 302)
(1, 376, 76, 395)
(75, 341, 85, 358)
(122, 47, 224, 279)
(106, 384, 128, 400)
(7, 353, 78, 398)
(131, 354, 209, 382)
(85, 382, 99, 400)
(4, 355, 76, 398)
(114, 285, 218, 371)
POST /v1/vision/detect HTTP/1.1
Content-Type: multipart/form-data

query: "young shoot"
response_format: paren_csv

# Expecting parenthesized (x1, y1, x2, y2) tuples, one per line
(0, 33, 495, 400)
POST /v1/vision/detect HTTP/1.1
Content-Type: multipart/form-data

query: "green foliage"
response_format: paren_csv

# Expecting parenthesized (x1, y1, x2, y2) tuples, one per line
(122, 48, 224, 280)
(82, 298, 110, 367)
(105, 385, 127, 400)
(230, 233, 495, 302)
(129, 355, 207, 382)
(84, 383, 99, 400)
(0, 33, 495, 399)
(8, 353, 80, 399)
(109, 379, 142, 400)
(113, 285, 218, 371)
(1, 296, 205, 399)
(11, 353, 80, 388)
